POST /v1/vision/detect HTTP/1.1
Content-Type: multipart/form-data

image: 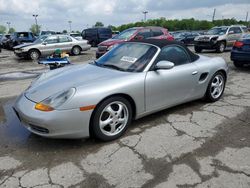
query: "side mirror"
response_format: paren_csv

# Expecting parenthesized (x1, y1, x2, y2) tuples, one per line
(42, 42, 47, 45)
(155, 60, 175, 70)
(228, 31, 234, 35)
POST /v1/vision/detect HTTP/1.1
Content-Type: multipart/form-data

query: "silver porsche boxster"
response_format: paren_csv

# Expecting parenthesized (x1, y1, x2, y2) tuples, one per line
(14, 39, 228, 141)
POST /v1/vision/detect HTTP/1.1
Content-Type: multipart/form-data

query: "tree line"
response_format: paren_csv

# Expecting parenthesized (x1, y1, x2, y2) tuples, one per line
(110, 18, 249, 32)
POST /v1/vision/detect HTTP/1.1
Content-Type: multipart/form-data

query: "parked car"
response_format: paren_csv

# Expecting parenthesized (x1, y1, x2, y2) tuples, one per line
(0, 34, 11, 49)
(231, 34, 250, 67)
(96, 26, 174, 58)
(40, 30, 56, 36)
(70, 33, 82, 40)
(82, 27, 112, 47)
(13, 34, 91, 60)
(14, 39, 228, 141)
(7, 32, 36, 49)
(174, 32, 200, 45)
(194, 25, 247, 53)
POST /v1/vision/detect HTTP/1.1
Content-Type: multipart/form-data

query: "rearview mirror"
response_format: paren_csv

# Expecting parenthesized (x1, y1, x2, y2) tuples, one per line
(134, 35, 144, 40)
(155, 61, 174, 70)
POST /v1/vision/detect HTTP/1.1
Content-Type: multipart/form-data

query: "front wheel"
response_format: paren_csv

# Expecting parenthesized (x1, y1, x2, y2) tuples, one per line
(91, 96, 132, 141)
(29, 49, 40, 60)
(194, 46, 202, 53)
(205, 72, 226, 102)
(216, 42, 225, 53)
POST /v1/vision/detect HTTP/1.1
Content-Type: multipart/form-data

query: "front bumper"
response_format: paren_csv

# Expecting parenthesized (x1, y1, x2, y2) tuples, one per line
(194, 41, 217, 49)
(14, 50, 29, 58)
(13, 94, 92, 139)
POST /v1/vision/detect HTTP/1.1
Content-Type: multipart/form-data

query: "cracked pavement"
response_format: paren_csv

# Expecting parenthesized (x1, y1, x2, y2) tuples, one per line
(0, 49, 250, 187)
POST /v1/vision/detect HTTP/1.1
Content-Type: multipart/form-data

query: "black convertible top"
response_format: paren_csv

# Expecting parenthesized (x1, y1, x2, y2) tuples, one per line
(130, 39, 200, 62)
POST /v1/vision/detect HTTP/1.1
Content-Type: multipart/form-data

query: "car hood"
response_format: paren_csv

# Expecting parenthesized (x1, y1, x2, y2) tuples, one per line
(25, 63, 131, 102)
(99, 38, 124, 46)
(14, 43, 35, 49)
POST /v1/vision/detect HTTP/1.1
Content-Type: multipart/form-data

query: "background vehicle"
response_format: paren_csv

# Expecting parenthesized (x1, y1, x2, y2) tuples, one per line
(174, 32, 200, 45)
(70, 33, 82, 40)
(40, 30, 56, 36)
(231, 34, 250, 67)
(14, 39, 227, 141)
(7, 32, 36, 49)
(82, 27, 112, 47)
(0, 34, 11, 49)
(96, 26, 174, 58)
(13, 34, 91, 60)
(194, 25, 247, 53)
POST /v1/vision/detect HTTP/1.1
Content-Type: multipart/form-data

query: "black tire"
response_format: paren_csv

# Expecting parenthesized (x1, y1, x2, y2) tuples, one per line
(29, 49, 40, 60)
(216, 42, 225, 53)
(71, 46, 81, 55)
(205, 72, 226, 102)
(91, 96, 132, 141)
(233, 61, 243, 68)
(194, 46, 202, 53)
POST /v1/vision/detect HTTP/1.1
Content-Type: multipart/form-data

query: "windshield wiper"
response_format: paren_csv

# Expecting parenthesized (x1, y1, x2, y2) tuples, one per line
(102, 64, 125, 71)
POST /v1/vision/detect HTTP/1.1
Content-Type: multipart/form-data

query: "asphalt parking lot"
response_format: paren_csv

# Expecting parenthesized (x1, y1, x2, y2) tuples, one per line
(0, 48, 250, 188)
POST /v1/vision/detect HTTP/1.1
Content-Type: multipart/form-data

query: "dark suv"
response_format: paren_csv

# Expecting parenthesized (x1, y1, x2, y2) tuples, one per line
(7, 32, 36, 49)
(81, 27, 112, 47)
(96, 26, 174, 58)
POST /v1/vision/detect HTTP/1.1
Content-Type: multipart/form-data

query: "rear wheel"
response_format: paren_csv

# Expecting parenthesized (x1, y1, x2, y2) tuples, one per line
(216, 42, 225, 53)
(71, 46, 81, 55)
(194, 46, 202, 53)
(91, 96, 132, 141)
(205, 72, 225, 102)
(29, 49, 40, 60)
(233, 61, 243, 68)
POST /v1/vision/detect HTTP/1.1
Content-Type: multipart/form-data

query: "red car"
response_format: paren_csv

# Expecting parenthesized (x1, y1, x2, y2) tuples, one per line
(96, 26, 174, 58)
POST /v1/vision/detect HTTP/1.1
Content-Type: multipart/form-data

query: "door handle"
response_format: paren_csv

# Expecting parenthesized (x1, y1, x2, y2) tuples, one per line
(192, 71, 198, 75)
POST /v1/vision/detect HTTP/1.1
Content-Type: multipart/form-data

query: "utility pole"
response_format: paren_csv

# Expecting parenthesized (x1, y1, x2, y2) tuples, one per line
(212, 8, 216, 22)
(68, 20, 72, 33)
(142, 11, 148, 22)
(6, 22, 11, 33)
(32, 14, 38, 35)
(246, 12, 249, 22)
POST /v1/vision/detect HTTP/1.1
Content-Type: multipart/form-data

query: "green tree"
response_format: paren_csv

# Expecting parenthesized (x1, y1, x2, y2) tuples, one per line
(0, 25, 6, 34)
(62, 30, 68, 34)
(8, 27, 15, 34)
(29, 24, 41, 34)
(94, 21, 104, 27)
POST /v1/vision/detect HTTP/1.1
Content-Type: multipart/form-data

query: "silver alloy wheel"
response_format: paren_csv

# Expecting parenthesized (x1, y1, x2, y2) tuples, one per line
(99, 101, 129, 136)
(219, 43, 225, 52)
(210, 74, 224, 99)
(30, 51, 39, 60)
(73, 47, 80, 55)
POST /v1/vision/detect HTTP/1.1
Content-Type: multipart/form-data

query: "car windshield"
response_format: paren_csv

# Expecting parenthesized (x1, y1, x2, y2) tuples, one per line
(94, 43, 158, 72)
(112, 29, 137, 40)
(174, 33, 187, 38)
(33, 35, 48, 43)
(207, 27, 228, 35)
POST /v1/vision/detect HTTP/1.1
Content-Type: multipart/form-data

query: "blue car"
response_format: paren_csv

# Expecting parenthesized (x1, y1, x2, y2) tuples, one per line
(231, 34, 250, 67)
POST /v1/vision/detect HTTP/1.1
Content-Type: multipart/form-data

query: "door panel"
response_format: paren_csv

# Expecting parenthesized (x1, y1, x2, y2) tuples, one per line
(145, 63, 198, 111)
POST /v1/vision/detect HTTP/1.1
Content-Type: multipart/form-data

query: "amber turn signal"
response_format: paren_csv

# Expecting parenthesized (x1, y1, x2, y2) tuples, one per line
(79, 105, 96, 111)
(35, 103, 54, 112)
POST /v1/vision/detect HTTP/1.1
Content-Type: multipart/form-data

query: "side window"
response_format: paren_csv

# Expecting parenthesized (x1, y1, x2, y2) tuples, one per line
(234, 27, 242, 34)
(59, 36, 72, 43)
(45, 36, 58, 44)
(229, 27, 234, 33)
(242, 27, 248, 33)
(136, 29, 152, 39)
(156, 46, 190, 66)
(152, 29, 164, 37)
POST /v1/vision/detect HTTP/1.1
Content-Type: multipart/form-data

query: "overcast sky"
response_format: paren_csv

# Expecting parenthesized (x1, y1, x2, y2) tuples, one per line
(0, 0, 249, 32)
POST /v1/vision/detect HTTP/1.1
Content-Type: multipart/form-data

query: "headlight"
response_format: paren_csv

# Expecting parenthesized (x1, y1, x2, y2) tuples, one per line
(35, 88, 76, 111)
